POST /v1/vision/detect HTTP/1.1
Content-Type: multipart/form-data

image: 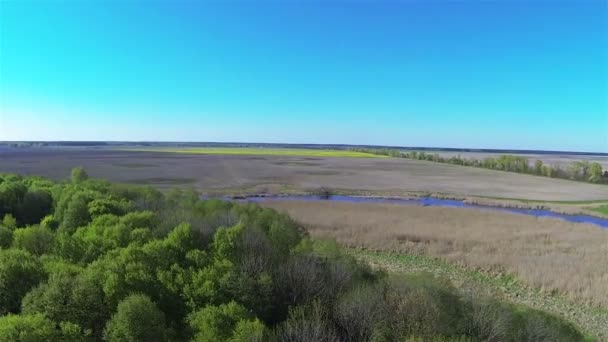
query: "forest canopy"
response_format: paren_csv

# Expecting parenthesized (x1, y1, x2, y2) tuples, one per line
(0, 170, 587, 341)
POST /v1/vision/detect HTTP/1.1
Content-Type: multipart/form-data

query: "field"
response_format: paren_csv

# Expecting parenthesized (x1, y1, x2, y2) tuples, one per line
(1, 148, 607, 201)
(590, 205, 608, 216)
(262, 200, 608, 338)
(122, 147, 384, 158)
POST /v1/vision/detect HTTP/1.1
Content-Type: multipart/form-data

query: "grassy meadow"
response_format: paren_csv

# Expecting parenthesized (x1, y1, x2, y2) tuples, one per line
(123, 147, 385, 158)
(590, 205, 608, 216)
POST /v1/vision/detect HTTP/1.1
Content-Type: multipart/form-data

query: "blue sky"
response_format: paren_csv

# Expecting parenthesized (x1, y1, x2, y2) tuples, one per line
(1, 1, 606, 152)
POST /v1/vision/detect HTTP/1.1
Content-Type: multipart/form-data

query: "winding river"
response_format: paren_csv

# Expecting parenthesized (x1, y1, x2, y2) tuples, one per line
(237, 195, 608, 229)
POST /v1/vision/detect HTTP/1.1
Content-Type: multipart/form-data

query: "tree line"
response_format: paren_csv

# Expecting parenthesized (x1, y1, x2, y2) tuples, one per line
(352, 148, 608, 184)
(0, 168, 587, 341)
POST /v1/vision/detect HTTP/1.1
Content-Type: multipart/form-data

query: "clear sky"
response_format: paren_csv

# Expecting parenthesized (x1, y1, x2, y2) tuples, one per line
(1, 1, 606, 152)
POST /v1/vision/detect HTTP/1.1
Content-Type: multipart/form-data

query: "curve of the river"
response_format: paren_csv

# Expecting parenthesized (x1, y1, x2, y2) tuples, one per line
(236, 195, 608, 229)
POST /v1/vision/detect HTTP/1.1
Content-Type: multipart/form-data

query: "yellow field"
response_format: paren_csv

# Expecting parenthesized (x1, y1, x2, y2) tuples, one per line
(123, 147, 385, 158)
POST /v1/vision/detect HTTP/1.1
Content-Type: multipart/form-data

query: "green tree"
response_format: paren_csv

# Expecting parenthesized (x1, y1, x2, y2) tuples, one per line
(17, 190, 53, 226)
(40, 214, 59, 230)
(12, 225, 55, 256)
(88, 197, 130, 218)
(0, 226, 13, 248)
(187, 301, 257, 342)
(0, 249, 46, 314)
(71, 167, 89, 183)
(103, 294, 167, 342)
(22, 270, 108, 339)
(0, 181, 27, 220)
(589, 162, 603, 183)
(61, 193, 92, 233)
(0, 313, 59, 340)
(542, 165, 555, 178)
(2, 214, 17, 230)
(0, 313, 88, 341)
(534, 160, 543, 175)
(230, 319, 267, 342)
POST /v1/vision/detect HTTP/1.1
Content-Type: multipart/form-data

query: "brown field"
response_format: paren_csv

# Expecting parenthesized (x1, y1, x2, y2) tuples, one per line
(1, 148, 607, 201)
(262, 200, 608, 307)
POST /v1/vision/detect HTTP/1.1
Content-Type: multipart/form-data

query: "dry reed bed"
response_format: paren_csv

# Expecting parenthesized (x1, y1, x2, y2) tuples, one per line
(262, 201, 608, 307)
(3, 149, 608, 201)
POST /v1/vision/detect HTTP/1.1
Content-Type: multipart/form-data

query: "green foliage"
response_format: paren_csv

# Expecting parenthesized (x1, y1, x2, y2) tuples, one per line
(589, 162, 603, 183)
(188, 301, 260, 342)
(103, 294, 167, 342)
(0, 226, 13, 248)
(0, 171, 588, 341)
(2, 214, 17, 230)
(230, 319, 267, 342)
(16, 190, 53, 226)
(534, 159, 544, 175)
(40, 214, 59, 230)
(71, 167, 89, 183)
(353, 148, 608, 185)
(88, 197, 132, 218)
(0, 249, 46, 315)
(0, 313, 88, 341)
(119, 210, 156, 230)
(22, 269, 107, 338)
(12, 225, 55, 256)
(382, 275, 465, 338)
(590, 205, 608, 216)
(61, 192, 93, 233)
(0, 313, 51, 339)
(0, 181, 27, 223)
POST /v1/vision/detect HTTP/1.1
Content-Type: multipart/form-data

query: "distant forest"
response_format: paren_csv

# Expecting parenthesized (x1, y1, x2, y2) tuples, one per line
(352, 148, 608, 185)
(0, 169, 587, 341)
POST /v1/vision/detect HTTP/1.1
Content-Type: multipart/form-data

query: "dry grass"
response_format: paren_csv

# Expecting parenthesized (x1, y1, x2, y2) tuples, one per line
(2, 149, 607, 201)
(262, 201, 608, 307)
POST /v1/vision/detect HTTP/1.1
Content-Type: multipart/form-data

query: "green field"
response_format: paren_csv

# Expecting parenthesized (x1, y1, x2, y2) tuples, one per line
(124, 147, 385, 158)
(590, 205, 608, 215)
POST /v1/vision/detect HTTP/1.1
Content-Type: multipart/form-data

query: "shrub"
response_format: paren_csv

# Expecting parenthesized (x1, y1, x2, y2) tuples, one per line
(0, 226, 12, 248)
(12, 225, 55, 256)
(103, 294, 167, 342)
(334, 283, 387, 342)
(2, 214, 17, 230)
(1, 313, 91, 341)
(22, 271, 108, 338)
(0, 249, 46, 315)
(382, 275, 465, 338)
(273, 301, 339, 342)
(71, 167, 89, 183)
(188, 301, 260, 342)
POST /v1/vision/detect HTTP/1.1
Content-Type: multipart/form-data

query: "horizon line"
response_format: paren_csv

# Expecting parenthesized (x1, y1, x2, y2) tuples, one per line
(1, 140, 607, 156)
